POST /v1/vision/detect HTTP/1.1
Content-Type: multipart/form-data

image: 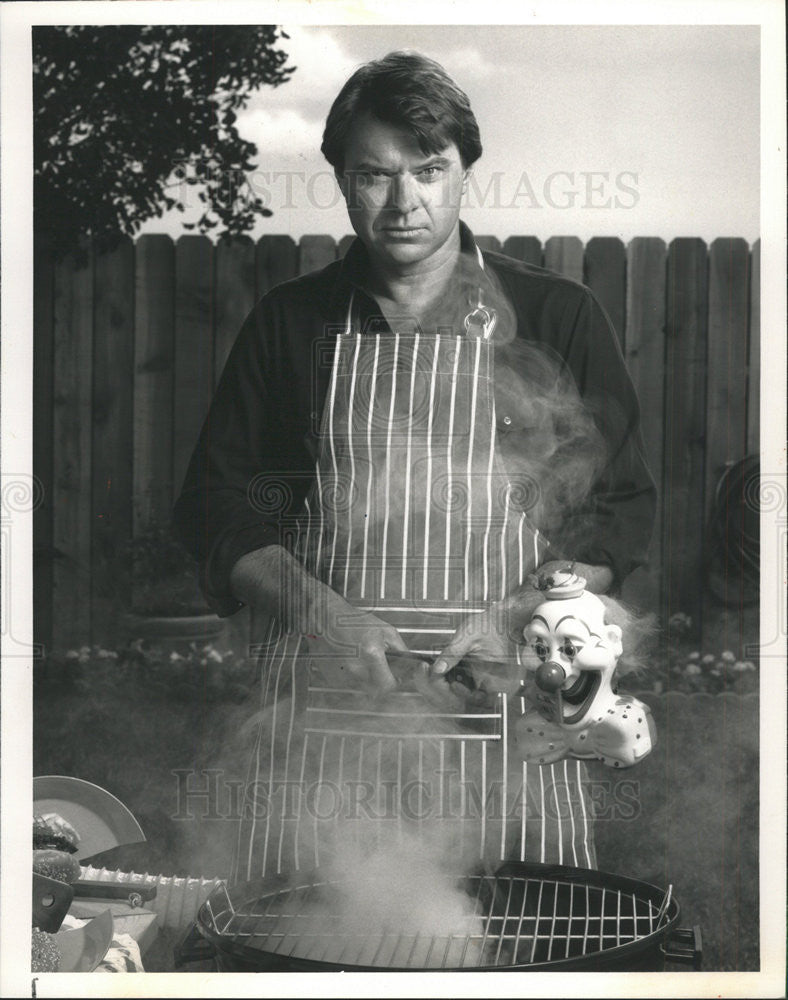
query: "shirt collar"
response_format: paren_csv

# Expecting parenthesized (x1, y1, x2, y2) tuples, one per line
(327, 219, 484, 314)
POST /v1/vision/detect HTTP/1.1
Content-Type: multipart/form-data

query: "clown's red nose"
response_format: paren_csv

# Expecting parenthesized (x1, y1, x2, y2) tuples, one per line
(536, 661, 566, 692)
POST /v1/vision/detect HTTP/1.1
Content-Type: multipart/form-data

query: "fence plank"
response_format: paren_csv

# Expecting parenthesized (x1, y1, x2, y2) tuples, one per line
(622, 238, 667, 616)
(51, 245, 93, 651)
(502, 236, 542, 266)
(298, 235, 336, 275)
(747, 240, 760, 456)
(134, 235, 175, 533)
(705, 239, 750, 492)
(544, 236, 583, 283)
(33, 234, 55, 654)
(92, 239, 135, 643)
(663, 238, 708, 636)
(337, 234, 355, 258)
(173, 236, 215, 499)
(215, 236, 256, 386)
(703, 238, 751, 626)
(585, 237, 626, 349)
(255, 235, 298, 299)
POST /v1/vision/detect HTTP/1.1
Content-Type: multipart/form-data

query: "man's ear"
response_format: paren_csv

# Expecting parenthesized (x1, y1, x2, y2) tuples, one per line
(462, 169, 472, 193)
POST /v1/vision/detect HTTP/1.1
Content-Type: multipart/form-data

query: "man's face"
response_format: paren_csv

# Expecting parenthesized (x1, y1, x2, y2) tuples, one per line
(337, 112, 468, 274)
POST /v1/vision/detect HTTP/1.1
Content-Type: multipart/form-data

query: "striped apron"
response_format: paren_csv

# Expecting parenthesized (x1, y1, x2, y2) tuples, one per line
(232, 291, 598, 884)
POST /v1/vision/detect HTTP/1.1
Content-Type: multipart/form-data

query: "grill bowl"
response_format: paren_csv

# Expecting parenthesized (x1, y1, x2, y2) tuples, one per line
(187, 861, 700, 972)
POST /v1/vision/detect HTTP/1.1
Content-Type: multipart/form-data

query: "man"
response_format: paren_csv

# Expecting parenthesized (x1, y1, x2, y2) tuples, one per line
(174, 51, 655, 879)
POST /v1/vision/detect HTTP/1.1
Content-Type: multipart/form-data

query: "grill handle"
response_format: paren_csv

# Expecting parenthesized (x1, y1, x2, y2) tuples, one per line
(660, 925, 703, 970)
(174, 921, 217, 970)
(72, 880, 157, 906)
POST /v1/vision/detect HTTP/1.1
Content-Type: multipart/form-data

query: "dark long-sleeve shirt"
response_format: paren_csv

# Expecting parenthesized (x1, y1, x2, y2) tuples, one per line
(173, 223, 656, 616)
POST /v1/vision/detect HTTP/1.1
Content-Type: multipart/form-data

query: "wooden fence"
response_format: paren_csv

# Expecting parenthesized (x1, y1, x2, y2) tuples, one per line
(33, 233, 760, 653)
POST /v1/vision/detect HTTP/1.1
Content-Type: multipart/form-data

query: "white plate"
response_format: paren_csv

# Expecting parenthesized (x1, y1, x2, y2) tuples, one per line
(54, 910, 114, 972)
(34, 776, 145, 860)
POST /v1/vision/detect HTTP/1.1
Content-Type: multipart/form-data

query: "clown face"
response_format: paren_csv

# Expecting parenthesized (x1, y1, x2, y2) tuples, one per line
(522, 590, 623, 726)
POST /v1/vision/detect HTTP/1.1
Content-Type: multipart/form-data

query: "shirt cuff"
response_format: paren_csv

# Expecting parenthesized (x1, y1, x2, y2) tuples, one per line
(203, 523, 281, 617)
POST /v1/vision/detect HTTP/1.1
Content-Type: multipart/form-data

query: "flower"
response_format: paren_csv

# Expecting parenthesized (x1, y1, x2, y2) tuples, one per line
(701, 653, 716, 665)
(668, 612, 692, 633)
(686, 663, 702, 676)
(721, 651, 736, 663)
(688, 651, 700, 660)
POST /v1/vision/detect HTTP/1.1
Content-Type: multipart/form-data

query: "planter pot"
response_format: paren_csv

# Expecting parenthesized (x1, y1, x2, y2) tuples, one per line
(122, 613, 227, 650)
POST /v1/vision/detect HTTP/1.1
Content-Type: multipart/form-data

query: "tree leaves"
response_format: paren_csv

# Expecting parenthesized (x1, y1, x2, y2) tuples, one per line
(33, 25, 294, 256)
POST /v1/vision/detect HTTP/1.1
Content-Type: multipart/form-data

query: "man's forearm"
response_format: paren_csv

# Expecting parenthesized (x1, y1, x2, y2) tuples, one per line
(229, 545, 339, 634)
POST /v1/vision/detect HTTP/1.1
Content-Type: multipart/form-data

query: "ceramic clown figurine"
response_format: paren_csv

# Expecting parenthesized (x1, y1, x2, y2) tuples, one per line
(514, 568, 656, 769)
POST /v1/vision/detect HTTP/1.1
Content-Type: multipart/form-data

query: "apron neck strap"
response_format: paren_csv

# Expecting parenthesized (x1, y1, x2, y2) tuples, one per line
(341, 240, 491, 338)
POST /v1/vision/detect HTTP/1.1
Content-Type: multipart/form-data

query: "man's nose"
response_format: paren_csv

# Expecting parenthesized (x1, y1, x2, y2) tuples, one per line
(389, 173, 419, 213)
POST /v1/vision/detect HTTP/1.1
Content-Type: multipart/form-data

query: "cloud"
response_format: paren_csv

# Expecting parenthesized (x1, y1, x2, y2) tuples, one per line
(242, 26, 360, 119)
(438, 46, 497, 80)
(236, 107, 320, 163)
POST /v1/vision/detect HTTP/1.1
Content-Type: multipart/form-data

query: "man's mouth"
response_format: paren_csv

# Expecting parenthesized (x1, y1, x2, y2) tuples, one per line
(381, 226, 425, 237)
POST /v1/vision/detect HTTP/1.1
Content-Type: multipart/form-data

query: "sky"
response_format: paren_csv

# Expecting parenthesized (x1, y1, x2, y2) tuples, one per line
(140, 23, 760, 245)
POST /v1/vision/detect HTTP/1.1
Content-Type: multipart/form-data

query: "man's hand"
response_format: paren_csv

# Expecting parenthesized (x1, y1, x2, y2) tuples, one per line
(230, 545, 405, 692)
(432, 595, 540, 683)
(305, 594, 408, 693)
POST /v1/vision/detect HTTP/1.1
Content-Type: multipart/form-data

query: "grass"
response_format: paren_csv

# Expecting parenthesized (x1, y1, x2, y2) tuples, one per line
(590, 690, 759, 971)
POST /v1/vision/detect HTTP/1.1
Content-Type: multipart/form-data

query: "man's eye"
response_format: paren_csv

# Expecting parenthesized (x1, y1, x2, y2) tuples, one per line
(533, 640, 548, 661)
(420, 167, 441, 180)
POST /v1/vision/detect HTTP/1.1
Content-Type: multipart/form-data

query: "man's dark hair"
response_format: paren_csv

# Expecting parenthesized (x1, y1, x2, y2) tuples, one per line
(321, 50, 483, 173)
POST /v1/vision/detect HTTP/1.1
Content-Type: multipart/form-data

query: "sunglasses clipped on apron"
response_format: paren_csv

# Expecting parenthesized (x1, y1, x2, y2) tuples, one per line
(232, 282, 599, 886)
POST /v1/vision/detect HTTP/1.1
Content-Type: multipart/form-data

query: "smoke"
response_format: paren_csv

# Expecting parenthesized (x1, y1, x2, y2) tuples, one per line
(493, 337, 607, 537)
(206, 667, 514, 968)
(456, 252, 611, 543)
(285, 826, 487, 967)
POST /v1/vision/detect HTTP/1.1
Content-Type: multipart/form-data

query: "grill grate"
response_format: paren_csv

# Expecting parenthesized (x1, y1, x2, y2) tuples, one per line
(201, 872, 674, 970)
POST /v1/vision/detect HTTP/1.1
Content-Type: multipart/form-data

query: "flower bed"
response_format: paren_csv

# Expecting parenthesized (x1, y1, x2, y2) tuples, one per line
(47, 639, 257, 705)
(645, 610, 759, 696)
